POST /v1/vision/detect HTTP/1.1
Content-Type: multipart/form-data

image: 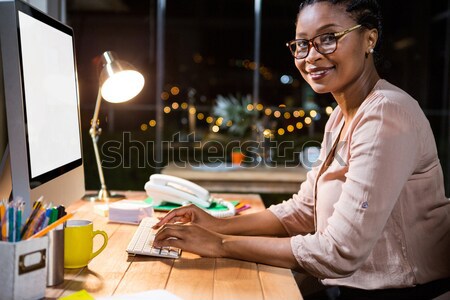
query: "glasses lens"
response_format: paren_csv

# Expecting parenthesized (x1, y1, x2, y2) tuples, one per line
(315, 34, 337, 54)
(289, 40, 309, 59)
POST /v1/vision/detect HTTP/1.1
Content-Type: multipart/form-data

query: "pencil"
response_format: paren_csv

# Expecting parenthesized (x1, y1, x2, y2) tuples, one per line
(28, 211, 74, 239)
(20, 196, 43, 239)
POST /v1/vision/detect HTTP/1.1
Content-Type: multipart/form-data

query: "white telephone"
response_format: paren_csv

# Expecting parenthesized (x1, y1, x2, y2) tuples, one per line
(144, 174, 235, 218)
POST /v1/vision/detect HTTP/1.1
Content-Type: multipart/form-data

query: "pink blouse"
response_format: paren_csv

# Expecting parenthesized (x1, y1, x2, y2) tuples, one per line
(269, 79, 450, 289)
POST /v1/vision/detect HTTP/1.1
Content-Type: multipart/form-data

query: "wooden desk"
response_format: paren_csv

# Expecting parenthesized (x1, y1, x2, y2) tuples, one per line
(162, 163, 307, 194)
(45, 192, 303, 300)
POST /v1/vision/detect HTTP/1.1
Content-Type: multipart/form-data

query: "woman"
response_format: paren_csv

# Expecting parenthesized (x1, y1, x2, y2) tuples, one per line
(154, 0, 450, 298)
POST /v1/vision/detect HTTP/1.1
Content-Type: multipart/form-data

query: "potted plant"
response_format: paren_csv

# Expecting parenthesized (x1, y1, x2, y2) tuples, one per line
(212, 94, 259, 165)
(212, 94, 258, 138)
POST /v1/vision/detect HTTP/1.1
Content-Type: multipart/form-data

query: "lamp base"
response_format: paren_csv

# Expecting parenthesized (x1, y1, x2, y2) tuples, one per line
(83, 189, 125, 202)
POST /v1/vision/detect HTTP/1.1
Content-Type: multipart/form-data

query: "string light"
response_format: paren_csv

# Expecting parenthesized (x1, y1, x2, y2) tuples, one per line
(170, 86, 180, 95)
(141, 87, 331, 135)
(326, 106, 333, 115)
(161, 92, 169, 100)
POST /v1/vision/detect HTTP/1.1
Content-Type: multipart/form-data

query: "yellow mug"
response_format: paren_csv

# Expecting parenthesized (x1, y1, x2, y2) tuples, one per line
(64, 220, 108, 269)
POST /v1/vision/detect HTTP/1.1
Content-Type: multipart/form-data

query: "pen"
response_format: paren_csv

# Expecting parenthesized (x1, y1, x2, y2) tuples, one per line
(2, 200, 8, 241)
(32, 207, 47, 234)
(15, 201, 23, 242)
(38, 208, 53, 232)
(235, 202, 244, 209)
(0, 201, 5, 241)
(235, 204, 251, 213)
(48, 207, 58, 225)
(57, 205, 66, 219)
(8, 202, 15, 242)
(23, 207, 46, 239)
(20, 196, 43, 239)
(28, 211, 74, 239)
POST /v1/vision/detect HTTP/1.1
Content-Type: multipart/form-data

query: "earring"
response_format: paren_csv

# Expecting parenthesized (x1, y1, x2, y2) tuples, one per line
(369, 48, 374, 54)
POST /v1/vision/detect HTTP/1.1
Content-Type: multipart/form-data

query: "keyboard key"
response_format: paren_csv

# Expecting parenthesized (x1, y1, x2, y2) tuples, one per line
(126, 217, 181, 258)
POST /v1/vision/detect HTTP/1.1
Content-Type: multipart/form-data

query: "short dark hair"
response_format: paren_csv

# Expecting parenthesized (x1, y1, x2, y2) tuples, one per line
(298, 0, 383, 51)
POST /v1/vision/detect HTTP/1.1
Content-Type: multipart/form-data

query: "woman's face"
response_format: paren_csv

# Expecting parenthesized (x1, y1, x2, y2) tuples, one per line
(295, 2, 369, 94)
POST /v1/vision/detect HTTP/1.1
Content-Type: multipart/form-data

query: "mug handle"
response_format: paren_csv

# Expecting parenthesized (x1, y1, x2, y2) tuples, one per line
(90, 230, 108, 260)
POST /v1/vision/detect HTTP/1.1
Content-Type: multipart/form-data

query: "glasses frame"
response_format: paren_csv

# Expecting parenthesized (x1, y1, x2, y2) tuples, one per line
(286, 24, 362, 59)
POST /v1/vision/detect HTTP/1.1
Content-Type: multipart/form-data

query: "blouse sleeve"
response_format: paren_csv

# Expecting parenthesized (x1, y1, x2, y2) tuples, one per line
(268, 164, 318, 235)
(290, 102, 419, 278)
(267, 110, 340, 236)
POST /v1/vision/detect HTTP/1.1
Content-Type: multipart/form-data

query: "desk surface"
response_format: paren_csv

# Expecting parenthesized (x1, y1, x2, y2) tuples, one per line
(162, 163, 307, 194)
(45, 192, 302, 300)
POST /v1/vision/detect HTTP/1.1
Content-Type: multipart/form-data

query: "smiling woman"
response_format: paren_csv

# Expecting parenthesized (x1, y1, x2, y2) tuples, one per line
(293, 1, 380, 98)
(152, 1, 450, 299)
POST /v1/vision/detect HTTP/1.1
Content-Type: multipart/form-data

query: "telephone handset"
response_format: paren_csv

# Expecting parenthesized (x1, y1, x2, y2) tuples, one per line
(144, 174, 235, 218)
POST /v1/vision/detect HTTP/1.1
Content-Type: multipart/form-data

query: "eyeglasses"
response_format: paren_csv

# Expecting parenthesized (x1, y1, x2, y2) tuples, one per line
(286, 24, 362, 59)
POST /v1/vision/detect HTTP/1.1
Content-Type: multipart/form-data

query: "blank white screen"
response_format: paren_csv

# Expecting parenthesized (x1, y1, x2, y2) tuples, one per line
(18, 12, 81, 179)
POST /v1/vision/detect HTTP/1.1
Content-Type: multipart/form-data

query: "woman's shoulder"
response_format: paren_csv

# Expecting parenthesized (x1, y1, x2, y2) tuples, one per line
(367, 79, 422, 113)
(360, 79, 426, 122)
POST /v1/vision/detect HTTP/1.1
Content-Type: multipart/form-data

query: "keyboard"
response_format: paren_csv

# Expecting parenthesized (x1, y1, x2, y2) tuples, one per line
(126, 217, 181, 258)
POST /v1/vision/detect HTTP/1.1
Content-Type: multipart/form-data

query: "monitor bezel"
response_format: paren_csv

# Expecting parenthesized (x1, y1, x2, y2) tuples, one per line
(15, 0, 83, 188)
(0, 0, 85, 216)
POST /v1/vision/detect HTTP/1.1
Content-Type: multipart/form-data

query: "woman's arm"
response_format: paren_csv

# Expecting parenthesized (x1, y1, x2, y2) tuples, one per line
(154, 204, 289, 237)
(220, 234, 299, 269)
(289, 102, 421, 278)
(153, 222, 299, 269)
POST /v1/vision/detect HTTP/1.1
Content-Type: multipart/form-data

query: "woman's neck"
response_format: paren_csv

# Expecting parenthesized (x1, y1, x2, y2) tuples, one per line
(332, 68, 380, 122)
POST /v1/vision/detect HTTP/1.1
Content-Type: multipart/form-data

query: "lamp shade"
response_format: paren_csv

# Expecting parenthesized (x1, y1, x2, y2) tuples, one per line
(98, 51, 145, 103)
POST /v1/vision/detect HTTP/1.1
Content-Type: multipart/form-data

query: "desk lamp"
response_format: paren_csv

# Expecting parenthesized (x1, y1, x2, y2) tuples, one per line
(84, 51, 145, 202)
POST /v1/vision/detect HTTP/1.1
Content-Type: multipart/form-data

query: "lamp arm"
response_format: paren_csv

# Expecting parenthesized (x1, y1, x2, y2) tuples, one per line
(90, 89, 110, 199)
(90, 89, 102, 135)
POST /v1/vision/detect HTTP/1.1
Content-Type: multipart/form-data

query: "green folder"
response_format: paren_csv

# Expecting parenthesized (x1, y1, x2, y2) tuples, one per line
(144, 197, 238, 212)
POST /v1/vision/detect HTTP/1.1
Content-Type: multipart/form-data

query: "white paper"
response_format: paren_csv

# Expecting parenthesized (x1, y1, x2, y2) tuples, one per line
(96, 289, 183, 300)
(108, 200, 154, 224)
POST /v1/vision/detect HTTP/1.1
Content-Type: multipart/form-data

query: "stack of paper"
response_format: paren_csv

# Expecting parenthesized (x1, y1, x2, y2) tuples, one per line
(108, 200, 154, 224)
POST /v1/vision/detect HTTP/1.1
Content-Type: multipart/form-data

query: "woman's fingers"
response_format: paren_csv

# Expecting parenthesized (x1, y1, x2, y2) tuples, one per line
(153, 224, 185, 247)
(153, 223, 225, 258)
(153, 205, 195, 228)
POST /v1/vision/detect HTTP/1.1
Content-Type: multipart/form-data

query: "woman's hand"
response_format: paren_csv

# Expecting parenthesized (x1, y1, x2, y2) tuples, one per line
(152, 204, 221, 231)
(153, 223, 225, 257)
(153, 222, 299, 269)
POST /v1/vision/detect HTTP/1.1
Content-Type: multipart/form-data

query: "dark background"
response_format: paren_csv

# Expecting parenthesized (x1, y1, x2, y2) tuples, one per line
(64, 0, 450, 197)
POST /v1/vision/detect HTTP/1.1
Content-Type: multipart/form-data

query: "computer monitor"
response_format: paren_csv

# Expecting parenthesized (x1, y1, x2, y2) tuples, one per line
(0, 0, 85, 216)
